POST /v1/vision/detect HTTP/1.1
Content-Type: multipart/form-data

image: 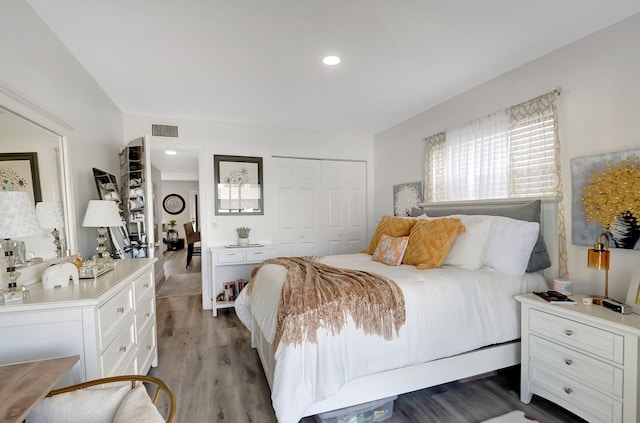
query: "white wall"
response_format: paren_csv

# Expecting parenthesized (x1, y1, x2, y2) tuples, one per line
(150, 164, 164, 280)
(374, 13, 640, 300)
(125, 115, 373, 308)
(0, 0, 124, 257)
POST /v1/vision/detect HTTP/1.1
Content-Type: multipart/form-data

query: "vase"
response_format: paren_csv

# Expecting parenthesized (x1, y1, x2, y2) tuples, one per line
(238, 238, 249, 246)
(609, 212, 640, 249)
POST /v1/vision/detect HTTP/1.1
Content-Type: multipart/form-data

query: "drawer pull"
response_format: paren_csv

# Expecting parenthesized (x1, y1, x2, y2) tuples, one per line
(147, 345, 152, 350)
(564, 359, 573, 366)
(119, 346, 127, 353)
(564, 329, 574, 336)
(117, 307, 125, 314)
(564, 387, 573, 395)
(143, 283, 149, 288)
(145, 312, 151, 318)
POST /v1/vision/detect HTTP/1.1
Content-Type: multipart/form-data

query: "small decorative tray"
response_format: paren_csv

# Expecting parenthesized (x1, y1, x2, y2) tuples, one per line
(224, 244, 264, 248)
(79, 265, 114, 279)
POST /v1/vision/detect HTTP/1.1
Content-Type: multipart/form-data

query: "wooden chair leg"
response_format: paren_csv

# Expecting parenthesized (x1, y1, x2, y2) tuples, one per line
(186, 243, 194, 268)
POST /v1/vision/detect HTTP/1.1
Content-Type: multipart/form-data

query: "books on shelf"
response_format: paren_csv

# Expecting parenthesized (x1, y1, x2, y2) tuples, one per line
(222, 278, 250, 302)
(533, 290, 577, 305)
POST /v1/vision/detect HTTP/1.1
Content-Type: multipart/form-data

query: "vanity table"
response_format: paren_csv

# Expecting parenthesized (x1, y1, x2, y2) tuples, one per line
(0, 259, 157, 385)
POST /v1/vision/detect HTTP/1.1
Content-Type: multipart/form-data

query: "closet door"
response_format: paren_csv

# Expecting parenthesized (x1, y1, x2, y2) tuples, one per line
(273, 158, 323, 256)
(323, 161, 367, 255)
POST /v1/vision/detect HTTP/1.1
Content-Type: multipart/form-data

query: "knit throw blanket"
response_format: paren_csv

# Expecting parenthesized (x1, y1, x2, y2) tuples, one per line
(250, 256, 406, 350)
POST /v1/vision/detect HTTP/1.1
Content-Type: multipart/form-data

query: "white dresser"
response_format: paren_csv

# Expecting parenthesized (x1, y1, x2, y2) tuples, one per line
(516, 293, 640, 423)
(210, 245, 275, 316)
(0, 258, 157, 387)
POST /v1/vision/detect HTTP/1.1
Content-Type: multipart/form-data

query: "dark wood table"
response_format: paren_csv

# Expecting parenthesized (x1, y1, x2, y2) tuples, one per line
(0, 355, 79, 423)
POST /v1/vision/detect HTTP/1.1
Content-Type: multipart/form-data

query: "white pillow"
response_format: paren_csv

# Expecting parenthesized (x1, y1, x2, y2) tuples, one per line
(444, 218, 493, 270)
(26, 384, 130, 423)
(482, 215, 540, 277)
(113, 383, 165, 423)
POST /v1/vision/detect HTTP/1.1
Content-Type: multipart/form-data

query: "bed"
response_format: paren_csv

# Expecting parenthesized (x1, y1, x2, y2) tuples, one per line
(236, 199, 558, 422)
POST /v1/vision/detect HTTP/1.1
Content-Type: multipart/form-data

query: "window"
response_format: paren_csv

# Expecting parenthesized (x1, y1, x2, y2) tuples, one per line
(425, 91, 560, 202)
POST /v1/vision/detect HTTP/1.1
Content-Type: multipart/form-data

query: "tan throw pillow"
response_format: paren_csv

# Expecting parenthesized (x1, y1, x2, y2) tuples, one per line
(372, 234, 410, 266)
(402, 218, 466, 269)
(364, 216, 416, 254)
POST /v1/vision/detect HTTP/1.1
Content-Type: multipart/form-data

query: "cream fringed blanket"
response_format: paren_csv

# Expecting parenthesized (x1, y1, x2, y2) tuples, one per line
(249, 256, 406, 350)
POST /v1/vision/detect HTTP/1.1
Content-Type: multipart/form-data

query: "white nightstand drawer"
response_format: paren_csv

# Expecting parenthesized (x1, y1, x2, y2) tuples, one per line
(246, 250, 271, 261)
(529, 309, 624, 363)
(98, 285, 134, 350)
(530, 361, 622, 423)
(102, 321, 136, 377)
(530, 335, 623, 397)
(217, 251, 245, 263)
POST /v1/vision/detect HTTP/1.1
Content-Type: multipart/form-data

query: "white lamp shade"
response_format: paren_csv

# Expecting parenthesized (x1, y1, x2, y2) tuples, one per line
(36, 201, 65, 229)
(0, 191, 42, 238)
(82, 200, 123, 228)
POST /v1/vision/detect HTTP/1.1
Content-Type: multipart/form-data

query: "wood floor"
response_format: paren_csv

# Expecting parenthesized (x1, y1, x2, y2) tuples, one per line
(151, 251, 587, 423)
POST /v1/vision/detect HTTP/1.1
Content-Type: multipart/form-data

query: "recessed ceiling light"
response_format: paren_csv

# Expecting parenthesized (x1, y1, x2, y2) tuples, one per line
(165, 150, 177, 155)
(322, 56, 341, 66)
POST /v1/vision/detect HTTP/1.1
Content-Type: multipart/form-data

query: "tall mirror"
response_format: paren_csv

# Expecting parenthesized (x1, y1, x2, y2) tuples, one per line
(0, 98, 74, 272)
(92, 168, 134, 259)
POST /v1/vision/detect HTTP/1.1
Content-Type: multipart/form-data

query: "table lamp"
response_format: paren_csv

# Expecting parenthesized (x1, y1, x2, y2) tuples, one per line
(587, 231, 610, 303)
(0, 191, 42, 302)
(82, 200, 123, 257)
(36, 201, 66, 259)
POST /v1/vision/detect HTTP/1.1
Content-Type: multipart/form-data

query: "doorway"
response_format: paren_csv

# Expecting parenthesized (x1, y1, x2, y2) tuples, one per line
(149, 143, 202, 292)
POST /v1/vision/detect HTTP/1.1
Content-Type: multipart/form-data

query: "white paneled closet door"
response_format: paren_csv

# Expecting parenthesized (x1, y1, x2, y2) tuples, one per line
(323, 160, 367, 255)
(273, 158, 323, 257)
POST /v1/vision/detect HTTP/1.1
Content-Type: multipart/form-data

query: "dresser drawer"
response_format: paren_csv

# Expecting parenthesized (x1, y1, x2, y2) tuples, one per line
(101, 321, 136, 377)
(217, 251, 245, 263)
(133, 268, 154, 307)
(135, 296, 155, 337)
(137, 324, 156, 375)
(530, 335, 623, 397)
(246, 249, 271, 262)
(98, 285, 134, 350)
(530, 361, 622, 423)
(529, 309, 624, 363)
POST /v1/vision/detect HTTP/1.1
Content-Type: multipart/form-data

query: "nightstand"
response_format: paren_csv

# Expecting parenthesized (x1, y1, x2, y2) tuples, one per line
(516, 293, 640, 423)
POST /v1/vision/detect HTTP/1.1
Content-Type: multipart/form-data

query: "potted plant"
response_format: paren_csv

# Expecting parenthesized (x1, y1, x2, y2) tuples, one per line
(166, 220, 178, 247)
(236, 226, 250, 246)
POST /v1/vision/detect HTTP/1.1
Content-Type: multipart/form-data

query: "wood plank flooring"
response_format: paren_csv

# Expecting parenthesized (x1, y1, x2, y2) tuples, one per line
(151, 251, 587, 423)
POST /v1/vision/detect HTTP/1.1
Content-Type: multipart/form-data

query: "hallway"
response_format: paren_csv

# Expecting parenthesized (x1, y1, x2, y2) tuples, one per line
(162, 248, 201, 279)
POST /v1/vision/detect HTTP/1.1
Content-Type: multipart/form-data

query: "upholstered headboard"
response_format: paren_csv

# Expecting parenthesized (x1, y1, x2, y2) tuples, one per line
(413, 198, 560, 279)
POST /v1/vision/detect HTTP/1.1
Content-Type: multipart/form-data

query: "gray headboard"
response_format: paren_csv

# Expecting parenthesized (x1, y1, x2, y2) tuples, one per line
(413, 198, 560, 279)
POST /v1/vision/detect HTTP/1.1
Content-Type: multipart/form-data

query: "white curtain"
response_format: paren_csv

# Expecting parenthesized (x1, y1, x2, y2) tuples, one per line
(443, 109, 510, 201)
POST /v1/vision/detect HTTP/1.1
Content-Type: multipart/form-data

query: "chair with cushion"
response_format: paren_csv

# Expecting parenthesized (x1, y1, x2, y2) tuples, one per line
(184, 221, 201, 268)
(27, 374, 176, 423)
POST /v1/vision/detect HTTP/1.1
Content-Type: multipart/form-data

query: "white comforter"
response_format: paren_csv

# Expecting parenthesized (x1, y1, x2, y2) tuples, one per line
(236, 253, 547, 423)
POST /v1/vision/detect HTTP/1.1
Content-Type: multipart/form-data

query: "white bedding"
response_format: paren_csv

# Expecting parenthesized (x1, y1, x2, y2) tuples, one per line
(236, 253, 547, 423)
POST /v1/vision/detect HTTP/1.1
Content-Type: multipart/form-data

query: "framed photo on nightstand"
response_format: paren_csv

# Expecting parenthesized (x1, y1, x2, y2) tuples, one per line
(625, 267, 640, 314)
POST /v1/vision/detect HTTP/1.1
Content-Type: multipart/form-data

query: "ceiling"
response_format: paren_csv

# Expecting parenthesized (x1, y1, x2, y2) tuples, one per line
(26, 1, 640, 138)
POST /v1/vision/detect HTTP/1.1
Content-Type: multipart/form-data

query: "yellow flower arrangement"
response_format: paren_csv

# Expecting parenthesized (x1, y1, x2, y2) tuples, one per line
(581, 155, 640, 230)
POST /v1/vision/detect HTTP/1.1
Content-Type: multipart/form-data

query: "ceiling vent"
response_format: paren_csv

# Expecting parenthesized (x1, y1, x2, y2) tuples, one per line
(152, 124, 178, 138)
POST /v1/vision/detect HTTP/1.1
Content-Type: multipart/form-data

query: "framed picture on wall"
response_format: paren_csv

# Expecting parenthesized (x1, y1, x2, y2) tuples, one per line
(214, 155, 263, 215)
(0, 152, 42, 204)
